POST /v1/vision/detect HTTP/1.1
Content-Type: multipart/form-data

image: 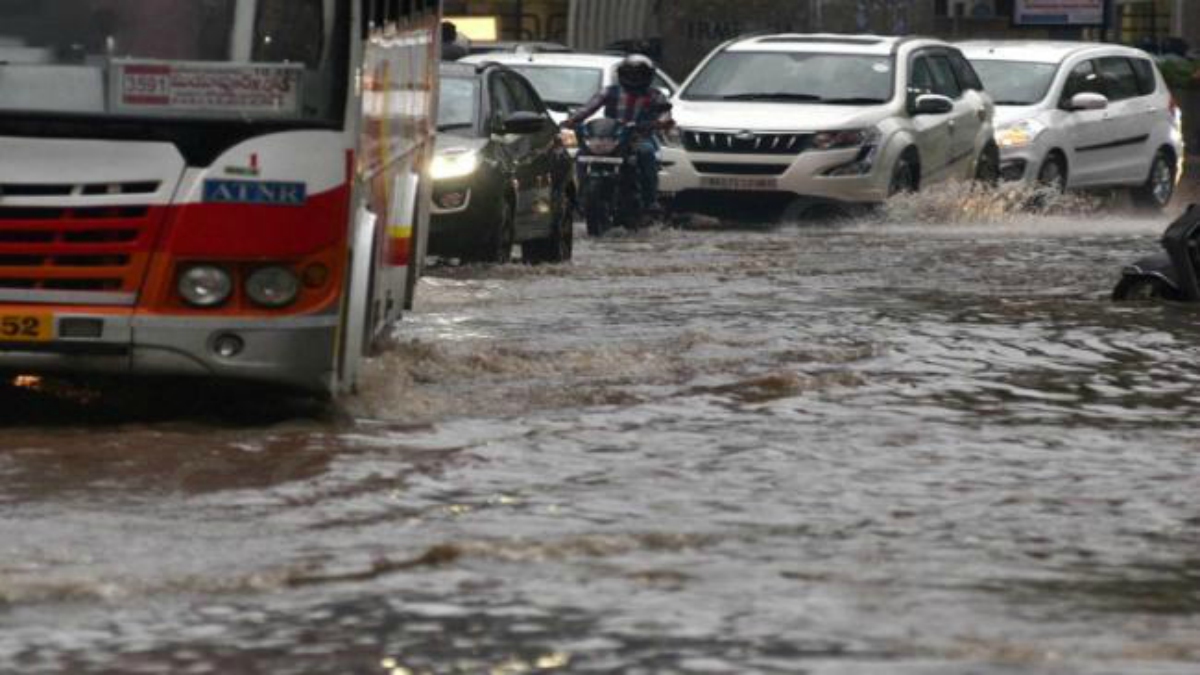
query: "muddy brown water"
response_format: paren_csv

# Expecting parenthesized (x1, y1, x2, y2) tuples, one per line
(2, 185, 1200, 674)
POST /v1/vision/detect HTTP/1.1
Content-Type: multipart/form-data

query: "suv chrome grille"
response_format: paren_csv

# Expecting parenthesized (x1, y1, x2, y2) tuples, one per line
(683, 130, 813, 155)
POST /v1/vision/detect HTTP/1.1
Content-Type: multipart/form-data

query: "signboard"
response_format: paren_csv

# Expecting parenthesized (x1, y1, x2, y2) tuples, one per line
(1013, 0, 1106, 27)
(110, 60, 303, 117)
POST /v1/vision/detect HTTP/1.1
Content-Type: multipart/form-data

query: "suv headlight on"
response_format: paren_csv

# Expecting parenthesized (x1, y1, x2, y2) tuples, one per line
(995, 120, 1046, 149)
(431, 149, 481, 181)
(812, 128, 879, 151)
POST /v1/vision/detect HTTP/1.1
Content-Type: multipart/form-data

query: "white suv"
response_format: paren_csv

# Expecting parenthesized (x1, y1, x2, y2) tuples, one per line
(660, 34, 998, 215)
(959, 41, 1184, 210)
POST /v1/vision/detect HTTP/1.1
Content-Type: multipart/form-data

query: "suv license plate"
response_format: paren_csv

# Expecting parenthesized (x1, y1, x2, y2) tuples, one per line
(0, 313, 54, 343)
(700, 176, 778, 191)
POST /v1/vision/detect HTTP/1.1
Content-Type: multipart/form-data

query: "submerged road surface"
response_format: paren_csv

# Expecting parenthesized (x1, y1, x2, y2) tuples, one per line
(2, 186, 1200, 674)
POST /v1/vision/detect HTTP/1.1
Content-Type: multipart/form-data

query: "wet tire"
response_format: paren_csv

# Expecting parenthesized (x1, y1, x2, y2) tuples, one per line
(1113, 275, 1172, 302)
(468, 201, 515, 264)
(523, 191, 573, 264)
(1132, 150, 1176, 212)
(888, 153, 919, 196)
(1037, 153, 1067, 193)
(584, 181, 613, 237)
(974, 143, 1001, 186)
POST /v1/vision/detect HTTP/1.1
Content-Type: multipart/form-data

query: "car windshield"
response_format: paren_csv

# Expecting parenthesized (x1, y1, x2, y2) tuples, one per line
(438, 76, 478, 132)
(969, 60, 1058, 105)
(506, 66, 604, 111)
(683, 52, 895, 104)
(0, 0, 349, 124)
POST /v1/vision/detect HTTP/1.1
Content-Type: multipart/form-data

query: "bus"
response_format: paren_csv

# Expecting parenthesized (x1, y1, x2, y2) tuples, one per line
(0, 0, 441, 397)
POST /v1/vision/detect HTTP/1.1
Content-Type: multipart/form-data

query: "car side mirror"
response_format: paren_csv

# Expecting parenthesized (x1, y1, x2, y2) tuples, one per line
(912, 94, 954, 115)
(1067, 92, 1109, 111)
(497, 112, 547, 135)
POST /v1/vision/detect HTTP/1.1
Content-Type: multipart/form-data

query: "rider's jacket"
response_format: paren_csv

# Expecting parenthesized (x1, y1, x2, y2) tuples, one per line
(567, 85, 672, 138)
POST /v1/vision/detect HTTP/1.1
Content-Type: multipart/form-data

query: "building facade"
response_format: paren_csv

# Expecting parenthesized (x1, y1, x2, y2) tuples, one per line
(443, 1, 1200, 77)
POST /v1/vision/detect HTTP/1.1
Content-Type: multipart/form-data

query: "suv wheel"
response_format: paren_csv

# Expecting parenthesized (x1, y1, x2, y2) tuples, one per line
(888, 153, 919, 196)
(1132, 150, 1175, 211)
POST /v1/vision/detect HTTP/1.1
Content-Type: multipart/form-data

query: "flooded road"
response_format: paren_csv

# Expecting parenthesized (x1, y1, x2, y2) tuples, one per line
(3, 187, 1200, 674)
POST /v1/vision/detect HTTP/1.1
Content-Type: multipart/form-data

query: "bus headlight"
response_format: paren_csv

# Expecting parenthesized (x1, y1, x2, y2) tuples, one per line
(178, 265, 233, 308)
(246, 266, 300, 308)
(431, 149, 480, 180)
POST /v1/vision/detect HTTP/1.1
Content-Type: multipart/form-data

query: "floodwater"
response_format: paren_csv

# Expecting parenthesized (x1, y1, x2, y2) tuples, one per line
(3, 184, 1200, 674)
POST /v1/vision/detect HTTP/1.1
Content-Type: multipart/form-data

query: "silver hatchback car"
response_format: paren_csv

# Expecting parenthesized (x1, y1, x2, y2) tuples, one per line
(959, 41, 1185, 210)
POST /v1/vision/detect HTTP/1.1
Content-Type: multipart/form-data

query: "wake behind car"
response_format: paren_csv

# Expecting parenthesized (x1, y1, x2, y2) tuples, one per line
(430, 63, 574, 264)
(959, 41, 1184, 210)
(660, 34, 999, 218)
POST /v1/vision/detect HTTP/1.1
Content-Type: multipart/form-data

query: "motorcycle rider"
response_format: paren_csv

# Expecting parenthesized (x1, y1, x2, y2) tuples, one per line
(563, 54, 673, 214)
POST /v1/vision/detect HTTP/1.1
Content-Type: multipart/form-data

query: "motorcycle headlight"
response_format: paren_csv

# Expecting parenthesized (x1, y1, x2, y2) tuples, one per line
(246, 266, 300, 308)
(811, 128, 878, 151)
(178, 265, 233, 308)
(995, 120, 1046, 149)
(584, 138, 619, 155)
(431, 149, 480, 180)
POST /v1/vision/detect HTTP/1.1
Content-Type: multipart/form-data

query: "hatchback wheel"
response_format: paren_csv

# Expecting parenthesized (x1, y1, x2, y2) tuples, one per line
(468, 201, 514, 264)
(523, 191, 573, 264)
(1132, 150, 1175, 211)
(1037, 154, 1067, 193)
(974, 144, 1000, 186)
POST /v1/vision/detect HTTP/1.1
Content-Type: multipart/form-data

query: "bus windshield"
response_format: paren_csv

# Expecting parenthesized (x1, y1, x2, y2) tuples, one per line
(0, 0, 349, 124)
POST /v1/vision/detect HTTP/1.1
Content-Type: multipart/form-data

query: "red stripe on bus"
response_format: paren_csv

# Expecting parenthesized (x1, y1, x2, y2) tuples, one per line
(389, 237, 411, 267)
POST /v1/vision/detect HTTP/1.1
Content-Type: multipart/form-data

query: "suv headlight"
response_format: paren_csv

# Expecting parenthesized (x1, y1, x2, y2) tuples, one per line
(657, 125, 682, 148)
(431, 149, 480, 180)
(811, 128, 879, 151)
(995, 120, 1046, 149)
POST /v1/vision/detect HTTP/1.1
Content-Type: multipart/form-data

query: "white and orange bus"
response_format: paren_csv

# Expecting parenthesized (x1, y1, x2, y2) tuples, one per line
(0, 0, 440, 396)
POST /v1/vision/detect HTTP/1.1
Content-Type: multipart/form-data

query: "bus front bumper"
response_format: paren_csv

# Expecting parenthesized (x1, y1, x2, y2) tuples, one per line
(0, 312, 338, 394)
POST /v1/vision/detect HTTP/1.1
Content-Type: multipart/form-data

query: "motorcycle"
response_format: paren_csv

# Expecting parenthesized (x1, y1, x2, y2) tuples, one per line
(572, 109, 671, 237)
(1113, 203, 1199, 302)
(575, 118, 643, 237)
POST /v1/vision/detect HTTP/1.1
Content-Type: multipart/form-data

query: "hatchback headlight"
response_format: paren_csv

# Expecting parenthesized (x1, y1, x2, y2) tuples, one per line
(811, 128, 878, 151)
(246, 266, 300, 308)
(431, 149, 480, 180)
(178, 265, 233, 308)
(995, 120, 1046, 149)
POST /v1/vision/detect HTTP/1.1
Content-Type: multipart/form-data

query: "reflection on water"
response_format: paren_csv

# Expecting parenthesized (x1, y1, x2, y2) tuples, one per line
(3, 186, 1200, 673)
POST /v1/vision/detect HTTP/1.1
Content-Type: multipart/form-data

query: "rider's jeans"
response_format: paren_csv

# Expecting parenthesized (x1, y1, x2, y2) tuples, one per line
(634, 140, 658, 208)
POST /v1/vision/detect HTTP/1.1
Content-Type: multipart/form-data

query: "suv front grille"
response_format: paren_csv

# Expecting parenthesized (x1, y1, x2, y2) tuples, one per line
(683, 130, 813, 155)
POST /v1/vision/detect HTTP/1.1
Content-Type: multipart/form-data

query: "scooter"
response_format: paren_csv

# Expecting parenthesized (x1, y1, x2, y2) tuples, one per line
(1113, 204, 1199, 302)
(575, 118, 644, 237)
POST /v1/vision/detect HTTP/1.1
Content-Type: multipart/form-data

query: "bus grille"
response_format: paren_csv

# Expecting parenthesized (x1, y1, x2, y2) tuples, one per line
(0, 202, 157, 305)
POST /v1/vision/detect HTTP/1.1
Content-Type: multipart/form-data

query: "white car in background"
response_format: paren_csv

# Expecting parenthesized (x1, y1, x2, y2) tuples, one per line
(458, 52, 679, 125)
(660, 34, 998, 217)
(959, 41, 1184, 210)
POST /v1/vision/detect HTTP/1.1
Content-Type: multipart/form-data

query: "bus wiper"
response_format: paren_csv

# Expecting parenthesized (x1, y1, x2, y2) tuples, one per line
(818, 97, 887, 105)
(719, 92, 822, 101)
(437, 123, 474, 131)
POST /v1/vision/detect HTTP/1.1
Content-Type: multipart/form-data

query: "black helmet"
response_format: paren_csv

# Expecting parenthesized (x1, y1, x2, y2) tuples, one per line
(617, 54, 655, 90)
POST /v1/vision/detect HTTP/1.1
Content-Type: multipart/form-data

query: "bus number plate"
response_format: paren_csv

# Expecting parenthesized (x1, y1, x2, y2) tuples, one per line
(0, 314, 53, 342)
